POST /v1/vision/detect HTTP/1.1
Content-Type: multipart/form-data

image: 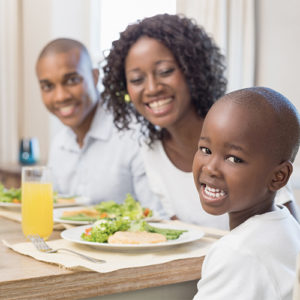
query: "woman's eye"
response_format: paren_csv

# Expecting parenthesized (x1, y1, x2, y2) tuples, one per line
(158, 68, 175, 77)
(200, 147, 211, 155)
(129, 77, 143, 85)
(227, 156, 243, 163)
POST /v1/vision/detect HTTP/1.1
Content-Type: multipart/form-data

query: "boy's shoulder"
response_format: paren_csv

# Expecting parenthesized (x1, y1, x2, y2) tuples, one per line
(209, 207, 300, 259)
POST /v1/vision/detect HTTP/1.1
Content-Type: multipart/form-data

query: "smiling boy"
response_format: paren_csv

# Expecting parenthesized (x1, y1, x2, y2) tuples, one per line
(193, 87, 300, 299)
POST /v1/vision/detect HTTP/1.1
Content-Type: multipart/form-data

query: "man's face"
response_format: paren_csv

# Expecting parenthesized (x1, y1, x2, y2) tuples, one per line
(36, 48, 98, 130)
(192, 100, 277, 219)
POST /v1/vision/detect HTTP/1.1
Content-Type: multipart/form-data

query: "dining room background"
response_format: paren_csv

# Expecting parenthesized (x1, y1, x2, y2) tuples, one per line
(0, 0, 299, 195)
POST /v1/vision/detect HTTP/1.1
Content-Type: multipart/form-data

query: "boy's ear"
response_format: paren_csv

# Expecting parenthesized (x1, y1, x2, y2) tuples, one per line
(268, 161, 293, 192)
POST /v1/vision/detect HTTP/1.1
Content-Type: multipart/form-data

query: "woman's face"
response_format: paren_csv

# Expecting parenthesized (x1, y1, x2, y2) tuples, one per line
(125, 36, 193, 129)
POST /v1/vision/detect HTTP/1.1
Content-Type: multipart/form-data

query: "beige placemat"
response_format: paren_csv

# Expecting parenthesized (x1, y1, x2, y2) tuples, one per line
(0, 207, 21, 222)
(0, 207, 74, 230)
(3, 223, 223, 273)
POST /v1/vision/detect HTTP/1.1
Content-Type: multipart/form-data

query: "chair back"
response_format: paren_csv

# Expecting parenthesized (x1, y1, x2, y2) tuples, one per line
(294, 252, 300, 300)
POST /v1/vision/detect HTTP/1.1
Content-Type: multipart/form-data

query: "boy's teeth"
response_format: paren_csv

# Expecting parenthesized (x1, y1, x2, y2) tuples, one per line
(148, 98, 172, 109)
(204, 185, 225, 198)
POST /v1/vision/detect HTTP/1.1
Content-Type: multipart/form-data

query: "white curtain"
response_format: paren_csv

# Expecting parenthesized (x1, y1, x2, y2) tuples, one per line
(0, 0, 21, 164)
(177, 0, 255, 92)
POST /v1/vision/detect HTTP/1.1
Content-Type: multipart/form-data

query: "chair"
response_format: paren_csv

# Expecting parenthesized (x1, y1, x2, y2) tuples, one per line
(293, 252, 300, 300)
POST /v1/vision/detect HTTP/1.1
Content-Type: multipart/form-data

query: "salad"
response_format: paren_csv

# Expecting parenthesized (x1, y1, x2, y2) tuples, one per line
(0, 184, 21, 203)
(0, 184, 76, 205)
(60, 193, 152, 222)
(81, 218, 187, 243)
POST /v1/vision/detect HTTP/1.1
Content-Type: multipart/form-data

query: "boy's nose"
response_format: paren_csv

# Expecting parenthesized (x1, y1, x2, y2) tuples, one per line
(202, 158, 221, 177)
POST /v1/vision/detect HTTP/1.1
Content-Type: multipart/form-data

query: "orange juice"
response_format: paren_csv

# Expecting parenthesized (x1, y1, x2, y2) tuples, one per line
(22, 182, 53, 240)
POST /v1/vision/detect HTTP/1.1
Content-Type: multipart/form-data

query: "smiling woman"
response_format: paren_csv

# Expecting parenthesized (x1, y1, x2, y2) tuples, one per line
(101, 14, 228, 228)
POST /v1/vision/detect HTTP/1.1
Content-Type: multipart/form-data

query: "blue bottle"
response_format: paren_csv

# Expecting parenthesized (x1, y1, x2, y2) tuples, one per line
(19, 138, 40, 165)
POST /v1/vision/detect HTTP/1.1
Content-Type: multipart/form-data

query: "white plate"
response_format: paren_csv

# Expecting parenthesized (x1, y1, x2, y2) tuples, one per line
(53, 206, 95, 225)
(61, 223, 204, 250)
(0, 196, 89, 210)
(54, 206, 162, 225)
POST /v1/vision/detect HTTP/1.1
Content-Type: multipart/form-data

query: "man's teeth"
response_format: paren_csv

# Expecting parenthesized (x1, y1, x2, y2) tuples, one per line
(148, 98, 172, 109)
(204, 185, 225, 198)
(59, 105, 74, 115)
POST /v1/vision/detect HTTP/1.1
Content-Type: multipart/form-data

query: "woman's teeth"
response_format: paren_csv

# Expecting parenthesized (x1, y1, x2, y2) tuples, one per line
(148, 98, 172, 109)
(204, 185, 226, 198)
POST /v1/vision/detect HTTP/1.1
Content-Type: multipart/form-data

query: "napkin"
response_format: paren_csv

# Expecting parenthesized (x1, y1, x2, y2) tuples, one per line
(3, 223, 224, 273)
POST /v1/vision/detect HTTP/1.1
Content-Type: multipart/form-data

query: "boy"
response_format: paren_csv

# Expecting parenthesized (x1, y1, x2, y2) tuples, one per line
(192, 87, 300, 299)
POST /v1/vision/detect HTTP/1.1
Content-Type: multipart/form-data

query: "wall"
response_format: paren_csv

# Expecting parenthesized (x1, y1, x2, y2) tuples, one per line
(21, 0, 99, 162)
(255, 0, 300, 187)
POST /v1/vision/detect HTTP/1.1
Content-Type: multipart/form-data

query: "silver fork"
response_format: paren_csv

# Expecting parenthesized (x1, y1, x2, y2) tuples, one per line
(28, 234, 105, 263)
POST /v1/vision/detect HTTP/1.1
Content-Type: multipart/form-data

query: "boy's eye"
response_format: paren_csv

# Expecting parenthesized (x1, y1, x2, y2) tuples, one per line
(227, 156, 244, 163)
(200, 147, 211, 155)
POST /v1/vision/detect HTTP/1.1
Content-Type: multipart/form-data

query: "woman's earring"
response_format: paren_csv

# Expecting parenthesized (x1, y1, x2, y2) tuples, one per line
(124, 94, 131, 102)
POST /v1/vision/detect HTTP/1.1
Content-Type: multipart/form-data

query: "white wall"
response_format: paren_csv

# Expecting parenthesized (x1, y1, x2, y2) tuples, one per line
(21, 0, 98, 162)
(255, 0, 300, 187)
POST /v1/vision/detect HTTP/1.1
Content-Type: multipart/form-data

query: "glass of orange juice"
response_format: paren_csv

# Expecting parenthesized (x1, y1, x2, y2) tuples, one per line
(21, 166, 53, 240)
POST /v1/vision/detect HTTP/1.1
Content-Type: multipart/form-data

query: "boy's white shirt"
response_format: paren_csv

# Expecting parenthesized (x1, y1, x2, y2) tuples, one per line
(193, 206, 300, 300)
(141, 141, 296, 230)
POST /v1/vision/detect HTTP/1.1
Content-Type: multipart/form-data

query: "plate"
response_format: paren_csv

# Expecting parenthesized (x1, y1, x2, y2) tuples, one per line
(54, 206, 163, 225)
(61, 223, 204, 250)
(0, 196, 90, 210)
(53, 206, 95, 225)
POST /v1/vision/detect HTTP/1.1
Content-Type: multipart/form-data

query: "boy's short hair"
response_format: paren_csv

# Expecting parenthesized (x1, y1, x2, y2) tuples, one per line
(221, 87, 300, 163)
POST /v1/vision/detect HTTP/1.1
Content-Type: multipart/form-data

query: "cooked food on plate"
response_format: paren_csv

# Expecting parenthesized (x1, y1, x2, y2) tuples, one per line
(108, 231, 166, 244)
(60, 193, 152, 222)
(81, 218, 187, 244)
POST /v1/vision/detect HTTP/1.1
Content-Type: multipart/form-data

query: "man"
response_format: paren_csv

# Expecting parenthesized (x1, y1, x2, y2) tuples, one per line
(36, 38, 164, 214)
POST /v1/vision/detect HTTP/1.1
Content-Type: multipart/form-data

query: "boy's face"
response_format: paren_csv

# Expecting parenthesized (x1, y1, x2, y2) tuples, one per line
(193, 100, 277, 218)
(36, 48, 98, 131)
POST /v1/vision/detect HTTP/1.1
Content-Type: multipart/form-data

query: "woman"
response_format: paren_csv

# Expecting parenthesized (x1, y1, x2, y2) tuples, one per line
(101, 14, 297, 228)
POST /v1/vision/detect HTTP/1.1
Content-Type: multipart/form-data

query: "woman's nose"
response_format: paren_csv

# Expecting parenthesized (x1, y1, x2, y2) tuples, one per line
(145, 76, 161, 95)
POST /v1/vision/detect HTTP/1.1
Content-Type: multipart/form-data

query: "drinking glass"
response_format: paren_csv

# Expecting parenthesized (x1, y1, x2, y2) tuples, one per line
(21, 166, 53, 240)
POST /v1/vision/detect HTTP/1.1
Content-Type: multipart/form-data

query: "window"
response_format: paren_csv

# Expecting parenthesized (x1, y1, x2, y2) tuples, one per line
(98, 0, 176, 59)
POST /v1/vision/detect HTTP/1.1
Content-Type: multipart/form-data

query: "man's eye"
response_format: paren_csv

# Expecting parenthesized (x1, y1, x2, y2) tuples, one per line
(200, 147, 211, 155)
(41, 83, 53, 92)
(227, 156, 244, 163)
(66, 76, 81, 85)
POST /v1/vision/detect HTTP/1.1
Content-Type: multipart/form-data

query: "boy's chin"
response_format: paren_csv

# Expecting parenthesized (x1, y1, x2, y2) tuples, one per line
(201, 202, 227, 216)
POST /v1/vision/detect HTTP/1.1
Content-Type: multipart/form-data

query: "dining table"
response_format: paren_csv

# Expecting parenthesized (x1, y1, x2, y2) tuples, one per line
(0, 210, 226, 300)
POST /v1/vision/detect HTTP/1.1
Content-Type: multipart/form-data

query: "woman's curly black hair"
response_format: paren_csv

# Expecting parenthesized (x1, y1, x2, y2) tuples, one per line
(101, 13, 227, 144)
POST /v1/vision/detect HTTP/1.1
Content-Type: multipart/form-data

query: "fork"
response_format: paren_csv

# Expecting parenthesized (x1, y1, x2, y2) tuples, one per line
(28, 234, 105, 263)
